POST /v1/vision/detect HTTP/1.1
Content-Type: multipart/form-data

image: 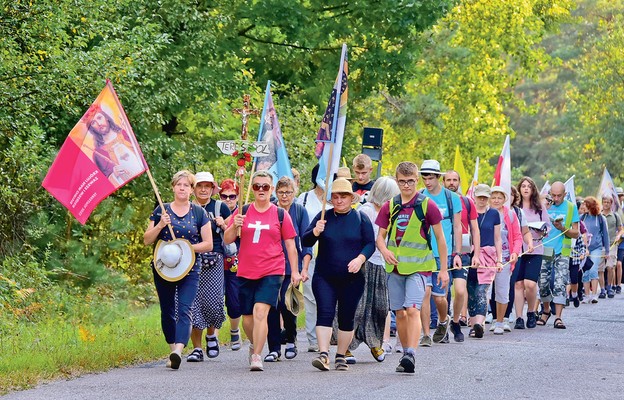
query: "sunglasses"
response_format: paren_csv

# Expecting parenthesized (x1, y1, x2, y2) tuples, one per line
(252, 183, 271, 192)
(220, 194, 237, 201)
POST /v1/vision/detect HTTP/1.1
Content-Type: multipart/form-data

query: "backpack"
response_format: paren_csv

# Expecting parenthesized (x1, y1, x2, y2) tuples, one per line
(212, 200, 237, 256)
(389, 193, 431, 249)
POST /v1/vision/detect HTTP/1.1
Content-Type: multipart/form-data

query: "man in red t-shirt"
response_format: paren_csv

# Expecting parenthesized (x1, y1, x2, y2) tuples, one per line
(224, 171, 301, 371)
(443, 170, 481, 342)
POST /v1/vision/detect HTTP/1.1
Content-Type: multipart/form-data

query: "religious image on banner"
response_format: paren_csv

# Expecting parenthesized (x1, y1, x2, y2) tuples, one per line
(42, 81, 148, 224)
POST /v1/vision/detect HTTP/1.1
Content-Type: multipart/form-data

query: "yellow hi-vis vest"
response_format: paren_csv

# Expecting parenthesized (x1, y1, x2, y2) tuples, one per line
(386, 194, 437, 274)
(561, 200, 575, 257)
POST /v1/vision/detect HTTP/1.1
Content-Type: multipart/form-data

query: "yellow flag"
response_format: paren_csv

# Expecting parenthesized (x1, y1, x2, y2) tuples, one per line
(454, 145, 469, 195)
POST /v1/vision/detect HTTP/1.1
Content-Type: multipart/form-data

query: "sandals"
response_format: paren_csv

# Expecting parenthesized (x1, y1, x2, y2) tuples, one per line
(553, 318, 567, 329)
(284, 345, 298, 360)
(468, 323, 484, 338)
(536, 312, 551, 326)
(335, 356, 349, 371)
(206, 336, 220, 358)
(263, 351, 280, 362)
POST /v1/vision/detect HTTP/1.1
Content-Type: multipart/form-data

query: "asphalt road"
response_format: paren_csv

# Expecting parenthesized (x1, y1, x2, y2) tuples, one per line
(5, 296, 624, 400)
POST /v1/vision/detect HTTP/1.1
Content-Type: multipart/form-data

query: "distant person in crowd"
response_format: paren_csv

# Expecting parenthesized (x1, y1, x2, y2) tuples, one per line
(469, 184, 502, 339)
(303, 178, 375, 372)
(443, 169, 481, 342)
(265, 177, 312, 362)
(514, 177, 549, 329)
(219, 179, 243, 351)
(143, 170, 213, 370)
(186, 172, 229, 362)
(580, 197, 608, 304)
(537, 182, 579, 329)
(224, 170, 302, 371)
(600, 196, 622, 298)
(352, 154, 375, 201)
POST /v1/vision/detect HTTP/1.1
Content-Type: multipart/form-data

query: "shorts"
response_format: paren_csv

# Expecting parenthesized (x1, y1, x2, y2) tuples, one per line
(450, 254, 471, 280)
(583, 249, 601, 283)
(515, 254, 542, 283)
(387, 272, 430, 311)
(432, 257, 453, 297)
(617, 247, 624, 264)
(605, 247, 617, 269)
(238, 275, 284, 315)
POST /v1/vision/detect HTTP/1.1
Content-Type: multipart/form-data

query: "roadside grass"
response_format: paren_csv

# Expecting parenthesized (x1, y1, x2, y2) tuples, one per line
(1, 304, 307, 395)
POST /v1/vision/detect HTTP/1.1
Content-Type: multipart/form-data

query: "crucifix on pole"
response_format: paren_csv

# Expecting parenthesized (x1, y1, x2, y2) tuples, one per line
(232, 94, 260, 141)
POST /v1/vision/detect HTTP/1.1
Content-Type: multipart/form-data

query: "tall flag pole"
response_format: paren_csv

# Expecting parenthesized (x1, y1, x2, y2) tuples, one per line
(466, 157, 480, 200)
(492, 134, 511, 207)
(598, 167, 620, 212)
(540, 180, 551, 195)
(453, 145, 469, 195)
(41, 81, 173, 235)
(315, 43, 348, 220)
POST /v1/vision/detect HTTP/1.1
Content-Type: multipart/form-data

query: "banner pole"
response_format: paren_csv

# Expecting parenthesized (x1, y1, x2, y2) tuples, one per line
(145, 168, 176, 239)
(245, 162, 257, 204)
(320, 143, 334, 221)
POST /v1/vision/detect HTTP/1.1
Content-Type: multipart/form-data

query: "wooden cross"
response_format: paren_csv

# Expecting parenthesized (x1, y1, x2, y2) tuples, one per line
(232, 94, 260, 141)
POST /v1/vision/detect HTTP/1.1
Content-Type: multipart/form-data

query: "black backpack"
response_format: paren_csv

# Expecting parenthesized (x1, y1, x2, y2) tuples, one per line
(389, 193, 431, 249)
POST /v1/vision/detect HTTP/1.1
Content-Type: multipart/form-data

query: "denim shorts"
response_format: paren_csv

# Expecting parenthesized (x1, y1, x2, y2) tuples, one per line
(238, 275, 284, 315)
(583, 249, 601, 283)
(387, 272, 430, 311)
(432, 257, 453, 297)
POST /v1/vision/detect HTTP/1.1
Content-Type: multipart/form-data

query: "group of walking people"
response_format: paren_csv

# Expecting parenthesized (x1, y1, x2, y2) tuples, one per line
(144, 154, 624, 373)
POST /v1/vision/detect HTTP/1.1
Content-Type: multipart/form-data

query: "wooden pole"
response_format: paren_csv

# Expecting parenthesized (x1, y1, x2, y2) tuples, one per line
(145, 168, 176, 239)
(319, 143, 334, 221)
(237, 168, 246, 236)
(245, 162, 257, 204)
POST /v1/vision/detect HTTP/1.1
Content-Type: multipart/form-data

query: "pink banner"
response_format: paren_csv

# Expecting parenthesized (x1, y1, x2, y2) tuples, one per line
(42, 81, 147, 224)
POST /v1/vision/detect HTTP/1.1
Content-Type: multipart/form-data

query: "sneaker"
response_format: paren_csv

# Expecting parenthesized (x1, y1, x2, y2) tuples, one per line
(395, 342, 404, 353)
(581, 297, 589, 304)
(489, 323, 496, 332)
(206, 336, 219, 358)
(312, 354, 330, 371)
(250, 354, 263, 371)
(526, 312, 537, 329)
(616, 285, 622, 294)
(607, 289, 615, 298)
(503, 318, 512, 332)
(591, 298, 599, 304)
(397, 353, 415, 373)
(186, 348, 204, 362)
(371, 347, 385, 362)
(307, 344, 319, 352)
(485, 313, 493, 324)
(345, 350, 356, 364)
(169, 352, 181, 370)
(473, 323, 484, 338)
(230, 330, 241, 351)
(450, 320, 464, 342)
(598, 290, 606, 299)
(419, 335, 433, 347)
(514, 317, 525, 330)
(493, 322, 504, 335)
(433, 319, 450, 343)
(572, 296, 580, 308)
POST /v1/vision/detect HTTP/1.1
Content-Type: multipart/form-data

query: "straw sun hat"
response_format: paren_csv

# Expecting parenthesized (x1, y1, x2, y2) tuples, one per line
(331, 177, 360, 204)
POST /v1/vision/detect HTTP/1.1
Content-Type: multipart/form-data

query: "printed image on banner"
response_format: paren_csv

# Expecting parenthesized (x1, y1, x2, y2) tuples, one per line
(42, 81, 148, 224)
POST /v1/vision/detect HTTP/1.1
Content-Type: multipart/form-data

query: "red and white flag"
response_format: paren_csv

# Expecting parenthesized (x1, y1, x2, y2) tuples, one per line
(492, 135, 511, 206)
(42, 81, 148, 224)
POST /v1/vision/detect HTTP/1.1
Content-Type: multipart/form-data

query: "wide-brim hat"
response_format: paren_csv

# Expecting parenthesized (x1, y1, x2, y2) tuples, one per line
(419, 159, 443, 175)
(474, 183, 491, 198)
(617, 187, 624, 196)
(195, 171, 221, 195)
(285, 283, 304, 316)
(337, 167, 353, 181)
(330, 177, 360, 204)
(490, 185, 508, 200)
(153, 238, 196, 282)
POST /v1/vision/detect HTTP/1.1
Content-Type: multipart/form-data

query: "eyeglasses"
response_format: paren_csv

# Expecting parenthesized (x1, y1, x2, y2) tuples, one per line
(220, 194, 237, 201)
(397, 179, 416, 187)
(252, 183, 271, 192)
(276, 191, 293, 197)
